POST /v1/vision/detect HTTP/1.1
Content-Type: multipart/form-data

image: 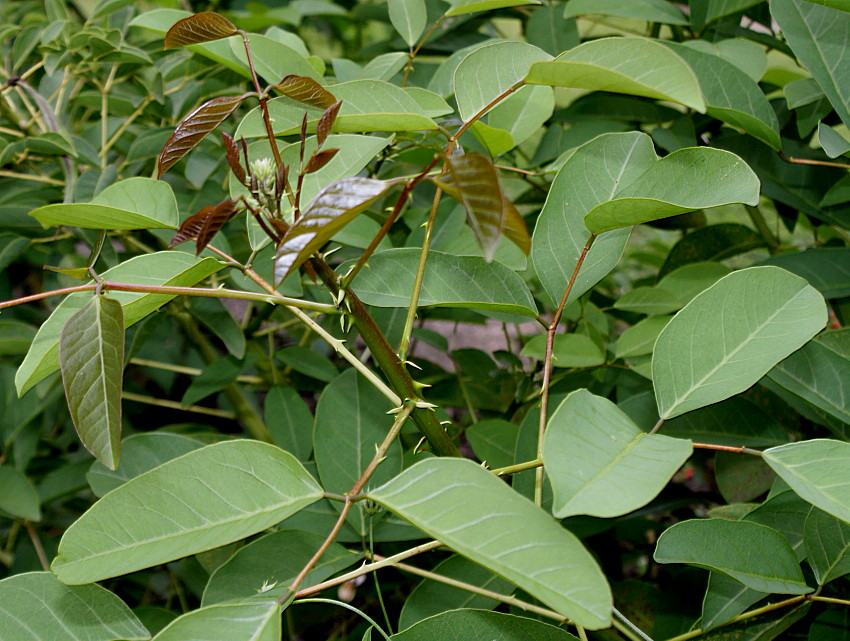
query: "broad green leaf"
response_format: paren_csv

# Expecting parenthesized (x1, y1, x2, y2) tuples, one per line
(810, 609, 850, 641)
(52, 440, 322, 584)
(766, 331, 850, 427)
(181, 355, 244, 406)
(565, 0, 688, 25)
(29, 177, 179, 230)
(654, 519, 811, 594)
(393, 609, 578, 640)
(427, 38, 509, 98)
(659, 224, 766, 278)
(0, 319, 36, 356)
(613, 286, 681, 315)
(663, 42, 781, 149)
(16, 252, 223, 396)
(763, 439, 850, 524)
(202, 530, 360, 605)
(163, 11, 237, 48)
(804, 508, 850, 585)
(273, 177, 392, 285)
(773, 0, 850, 128)
(656, 397, 789, 447)
(487, 85, 555, 151)
(466, 419, 519, 469)
(758, 248, 850, 299)
(688, 38, 769, 83)
(229, 34, 321, 84)
(615, 316, 671, 359)
(525, 38, 706, 112)
(344, 249, 538, 317)
(445, 0, 542, 17)
(804, 0, 850, 9)
(716, 452, 776, 503)
(652, 267, 827, 419)
(151, 601, 279, 641)
(527, 4, 579, 56)
(87, 432, 204, 497)
(264, 386, 313, 461)
(189, 297, 245, 358)
(367, 458, 613, 629)
(453, 42, 552, 122)
(532, 132, 657, 308)
(544, 390, 692, 518)
(404, 87, 453, 117)
(584, 147, 760, 234)
(520, 333, 606, 368)
(237, 80, 436, 137)
(785, 77, 825, 109)
(819, 121, 850, 157)
(657, 262, 733, 305)
(702, 0, 766, 26)
(388, 0, 427, 47)
(701, 573, 766, 631)
(399, 556, 514, 631)
(59, 296, 124, 471)
(0, 571, 149, 641)
(0, 467, 41, 521)
(314, 369, 401, 534)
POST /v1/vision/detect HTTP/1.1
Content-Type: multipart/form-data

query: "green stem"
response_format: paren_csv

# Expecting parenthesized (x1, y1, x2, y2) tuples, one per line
(401, 15, 445, 87)
(663, 596, 806, 641)
(493, 458, 543, 476)
(450, 80, 524, 144)
(292, 599, 391, 641)
(745, 205, 780, 254)
(398, 185, 442, 361)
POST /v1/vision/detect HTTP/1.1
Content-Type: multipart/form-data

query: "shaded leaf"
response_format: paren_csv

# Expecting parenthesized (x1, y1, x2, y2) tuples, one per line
(271, 75, 336, 109)
(758, 248, 850, 299)
(273, 177, 392, 285)
(0, 467, 41, 522)
(367, 458, 612, 629)
(652, 267, 827, 419)
(659, 224, 765, 278)
(163, 11, 238, 48)
(168, 199, 239, 254)
(59, 296, 124, 471)
(701, 573, 766, 632)
(565, 0, 688, 24)
(804, 507, 850, 585)
(521, 333, 605, 368)
(158, 95, 244, 175)
(151, 601, 279, 641)
(763, 439, 850, 524)
(264, 386, 313, 461)
(654, 519, 811, 594)
(615, 316, 672, 359)
(0, 572, 149, 641)
(52, 440, 322, 584)
(544, 390, 692, 518)
(393, 609, 578, 640)
(613, 286, 681, 315)
(445, 0, 542, 17)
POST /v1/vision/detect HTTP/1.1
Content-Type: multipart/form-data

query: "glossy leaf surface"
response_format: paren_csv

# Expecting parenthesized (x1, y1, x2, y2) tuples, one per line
(168, 200, 238, 254)
(52, 440, 322, 584)
(368, 458, 612, 629)
(270, 74, 336, 109)
(653, 267, 827, 419)
(163, 11, 238, 48)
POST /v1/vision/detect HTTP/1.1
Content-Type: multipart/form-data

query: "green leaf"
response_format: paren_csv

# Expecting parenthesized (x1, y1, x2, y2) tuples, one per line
(532, 132, 657, 308)
(702, 0, 765, 25)
(16, 252, 223, 396)
(388, 0, 427, 47)
(583, 147, 760, 234)
(615, 316, 672, 359)
(819, 121, 850, 157)
(445, 0, 542, 17)
(87, 432, 204, 497)
(544, 390, 692, 518)
(804, 0, 850, 9)
(264, 386, 313, 462)
(487, 85, 555, 151)
(52, 440, 322, 584)
(657, 262, 733, 305)
(453, 42, 552, 122)
(520, 333, 606, 368)
(0, 571, 149, 641)
(661, 222, 755, 273)
(466, 419, 519, 468)
(393, 609, 578, 640)
(662, 42, 782, 149)
(399, 557, 514, 631)
(773, 0, 850, 128)
(0, 467, 41, 521)
(344, 249, 538, 317)
(763, 439, 850, 524)
(181, 355, 243, 406)
(716, 452, 776, 503)
(565, 0, 688, 24)
(804, 507, 850, 585)
(656, 397, 789, 447)
(367, 458, 612, 629)
(758, 248, 850, 299)
(59, 295, 124, 471)
(201, 530, 360, 605)
(526, 4, 579, 56)
(151, 601, 279, 641)
(613, 286, 681, 315)
(189, 297, 245, 359)
(274, 177, 391, 284)
(766, 331, 850, 428)
(29, 177, 179, 230)
(652, 266, 827, 419)
(810, 609, 850, 641)
(237, 80, 437, 137)
(525, 38, 706, 112)
(654, 519, 811, 594)
(0, 319, 36, 356)
(701, 573, 766, 631)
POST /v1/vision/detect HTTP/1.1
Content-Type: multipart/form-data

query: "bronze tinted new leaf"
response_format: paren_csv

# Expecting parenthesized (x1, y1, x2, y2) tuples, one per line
(164, 11, 239, 48)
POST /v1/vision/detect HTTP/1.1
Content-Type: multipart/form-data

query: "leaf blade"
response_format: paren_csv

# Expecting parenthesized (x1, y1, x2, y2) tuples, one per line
(163, 11, 238, 48)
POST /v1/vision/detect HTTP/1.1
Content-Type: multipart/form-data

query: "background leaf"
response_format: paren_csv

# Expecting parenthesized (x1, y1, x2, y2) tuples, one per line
(804, 507, 850, 585)
(151, 601, 279, 641)
(393, 609, 578, 640)
(0, 467, 41, 521)
(388, 0, 427, 48)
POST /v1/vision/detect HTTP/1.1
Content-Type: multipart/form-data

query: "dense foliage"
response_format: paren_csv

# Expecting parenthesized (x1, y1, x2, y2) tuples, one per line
(1, 0, 850, 640)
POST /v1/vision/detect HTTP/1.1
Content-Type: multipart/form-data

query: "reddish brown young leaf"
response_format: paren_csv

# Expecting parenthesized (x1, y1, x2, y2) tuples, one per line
(158, 95, 244, 175)
(164, 12, 239, 49)
(304, 148, 339, 174)
(502, 194, 531, 255)
(316, 100, 342, 149)
(221, 132, 247, 185)
(270, 75, 337, 109)
(433, 153, 506, 261)
(168, 200, 239, 255)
